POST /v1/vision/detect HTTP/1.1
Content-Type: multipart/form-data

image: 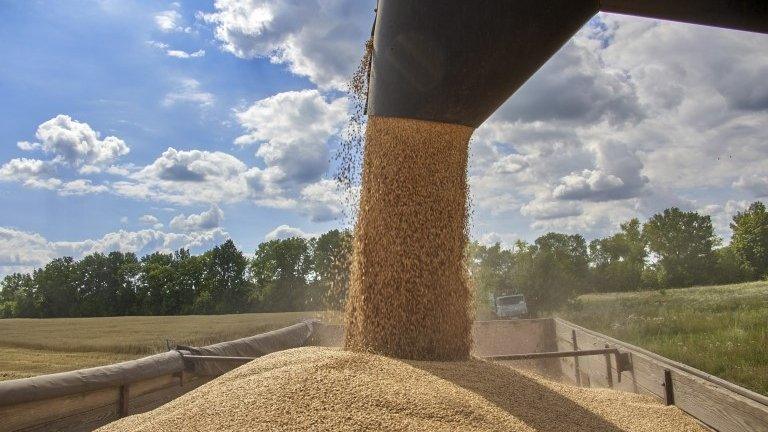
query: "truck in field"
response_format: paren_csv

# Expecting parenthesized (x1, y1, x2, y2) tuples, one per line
(494, 294, 528, 319)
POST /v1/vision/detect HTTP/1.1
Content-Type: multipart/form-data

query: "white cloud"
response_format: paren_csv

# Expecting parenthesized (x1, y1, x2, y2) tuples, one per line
(0, 158, 65, 191)
(298, 179, 344, 222)
(734, 174, 768, 197)
(0, 226, 228, 276)
(554, 169, 625, 201)
(264, 224, 314, 241)
(59, 179, 109, 196)
(166, 49, 206, 58)
(17, 141, 40, 151)
(147, 40, 169, 49)
(113, 148, 249, 205)
(162, 78, 214, 108)
(478, 232, 519, 249)
(22, 115, 130, 168)
(235, 89, 347, 188)
(464, 15, 768, 240)
(199, 0, 373, 89)
(170, 204, 224, 232)
(139, 214, 163, 230)
(520, 198, 583, 220)
(155, 10, 190, 33)
(0, 158, 55, 181)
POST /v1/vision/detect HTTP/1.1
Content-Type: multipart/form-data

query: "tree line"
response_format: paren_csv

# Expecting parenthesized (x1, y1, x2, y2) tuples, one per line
(0, 231, 352, 318)
(471, 202, 768, 315)
(1, 202, 766, 319)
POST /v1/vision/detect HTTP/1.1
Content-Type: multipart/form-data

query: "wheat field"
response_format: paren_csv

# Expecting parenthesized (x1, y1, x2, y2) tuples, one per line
(0, 311, 338, 380)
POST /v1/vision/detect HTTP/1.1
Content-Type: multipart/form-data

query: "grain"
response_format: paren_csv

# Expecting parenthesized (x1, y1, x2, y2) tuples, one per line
(334, 37, 373, 223)
(344, 116, 474, 360)
(98, 347, 706, 432)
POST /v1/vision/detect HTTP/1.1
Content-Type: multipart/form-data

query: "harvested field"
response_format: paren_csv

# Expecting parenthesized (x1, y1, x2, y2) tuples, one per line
(0, 311, 333, 379)
(345, 116, 474, 360)
(99, 346, 705, 432)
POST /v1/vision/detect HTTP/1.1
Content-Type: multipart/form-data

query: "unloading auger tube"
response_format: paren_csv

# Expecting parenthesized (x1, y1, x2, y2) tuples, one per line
(366, 0, 768, 128)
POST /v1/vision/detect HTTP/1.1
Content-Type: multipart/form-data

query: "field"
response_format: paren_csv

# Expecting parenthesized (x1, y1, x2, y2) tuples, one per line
(558, 280, 768, 396)
(0, 311, 333, 381)
(3, 282, 767, 397)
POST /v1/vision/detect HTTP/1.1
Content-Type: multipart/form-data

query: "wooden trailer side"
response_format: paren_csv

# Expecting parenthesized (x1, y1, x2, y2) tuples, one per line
(554, 318, 768, 432)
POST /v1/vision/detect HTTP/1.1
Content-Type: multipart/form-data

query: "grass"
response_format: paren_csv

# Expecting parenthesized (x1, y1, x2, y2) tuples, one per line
(558, 280, 768, 396)
(0, 311, 336, 380)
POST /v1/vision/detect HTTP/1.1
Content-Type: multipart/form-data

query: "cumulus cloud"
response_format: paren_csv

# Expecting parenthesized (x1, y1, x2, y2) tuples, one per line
(298, 179, 345, 222)
(0, 158, 108, 196)
(236, 90, 347, 189)
(199, 0, 373, 89)
(139, 214, 164, 229)
(0, 226, 228, 276)
(264, 224, 314, 241)
(113, 148, 250, 204)
(477, 232, 519, 249)
(520, 198, 583, 220)
(155, 10, 190, 33)
(463, 15, 768, 240)
(0, 158, 56, 183)
(170, 204, 224, 231)
(553, 141, 648, 201)
(166, 49, 206, 58)
(162, 78, 214, 107)
(58, 179, 109, 196)
(19, 115, 129, 168)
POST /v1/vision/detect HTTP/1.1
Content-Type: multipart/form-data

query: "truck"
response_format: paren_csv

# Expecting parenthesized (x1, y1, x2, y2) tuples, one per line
(493, 294, 528, 319)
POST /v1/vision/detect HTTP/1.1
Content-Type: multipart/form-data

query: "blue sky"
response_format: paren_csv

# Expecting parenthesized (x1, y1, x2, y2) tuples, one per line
(1, 0, 767, 275)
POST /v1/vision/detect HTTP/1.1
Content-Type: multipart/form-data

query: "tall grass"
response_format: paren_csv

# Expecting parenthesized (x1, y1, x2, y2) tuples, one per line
(559, 281, 768, 396)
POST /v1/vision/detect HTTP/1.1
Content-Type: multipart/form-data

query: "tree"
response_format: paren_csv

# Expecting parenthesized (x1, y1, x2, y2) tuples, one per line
(468, 242, 515, 311)
(643, 207, 719, 287)
(311, 230, 353, 310)
(200, 240, 250, 314)
(251, 237, 312, 312)
(138, 252, 175, 315)
(730, 201, 768, 279)
(589, 218, 646, 292)
(0, 273, 37, 318)
(712, 245, 751, 285)
(512, 233, 589, 315)
(35, 257, 79, 317)
(76, 252, 139, 316)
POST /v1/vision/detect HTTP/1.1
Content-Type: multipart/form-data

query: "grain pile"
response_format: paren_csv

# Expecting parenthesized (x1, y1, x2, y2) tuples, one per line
(98, 347, 706, 432)
(344, 116, 474, 360)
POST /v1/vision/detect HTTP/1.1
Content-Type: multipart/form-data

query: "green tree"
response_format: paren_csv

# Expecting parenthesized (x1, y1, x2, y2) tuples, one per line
(712, 245, 751, 284)
(589, 218, 646, 292)
(35, 257, 80, 317)
(251, 237, 312, 312)
(0, 273, 37, 318)
(468, 242, 515, 311)
(76, 252, 140, 316)
(643, 207, 719, 287)
(311, 230, 353, 310)
(512, 233, 589, 315)
(200, 240, 250, 314)
(730, 201, 768, 279)
(138, 252, 175, 315)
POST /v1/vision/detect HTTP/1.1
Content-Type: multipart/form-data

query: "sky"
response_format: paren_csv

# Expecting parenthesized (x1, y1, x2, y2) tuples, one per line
(0, 0, 767, 276)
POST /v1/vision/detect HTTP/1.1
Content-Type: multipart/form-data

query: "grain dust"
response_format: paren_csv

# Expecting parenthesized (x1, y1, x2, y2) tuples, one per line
(98, 347, 706, 432)
(344, 116, 474, 360)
